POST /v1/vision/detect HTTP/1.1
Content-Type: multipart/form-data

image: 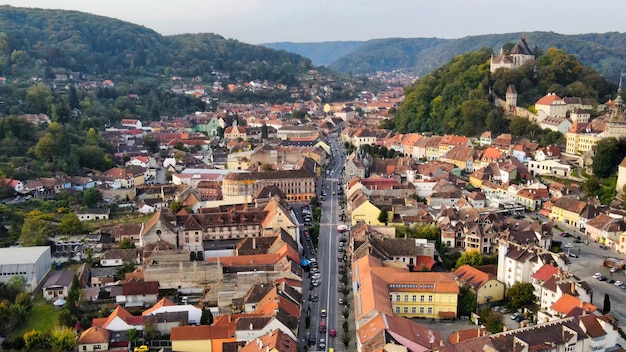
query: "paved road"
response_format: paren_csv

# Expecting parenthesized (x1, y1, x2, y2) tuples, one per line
(532, 213, 626, 325)
(306, 134, 347, 351)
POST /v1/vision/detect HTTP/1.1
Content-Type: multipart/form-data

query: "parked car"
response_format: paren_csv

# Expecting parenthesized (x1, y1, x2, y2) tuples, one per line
(610, 267, 618, 273)
(599, 276, 608, 281)
(308, 335, 316, 346)
(329, 329, 336, 338)
(511, 312, 524, 322)
(593, 273, 602, 279)
(615, 280, 624, 286)
(608, 279, 616, 284)
(134, 346, 149, 352)
(568, 253, 579, 258)
(559, 232, 571, 237)
(600, 245, 609, 250)
(319, 338, 326, 349)
(311, 294, 319, 302)
(338, 298, 344, 305)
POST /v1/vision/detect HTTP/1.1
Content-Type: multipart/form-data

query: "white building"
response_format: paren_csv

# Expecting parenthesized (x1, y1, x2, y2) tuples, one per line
(0, 246, 51, 293)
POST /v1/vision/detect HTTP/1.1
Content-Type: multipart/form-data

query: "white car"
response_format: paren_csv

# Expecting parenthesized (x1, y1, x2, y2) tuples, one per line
(610, 267, 618, 273)
(593, 273, 602, 279)
(615, 280, 624, 286)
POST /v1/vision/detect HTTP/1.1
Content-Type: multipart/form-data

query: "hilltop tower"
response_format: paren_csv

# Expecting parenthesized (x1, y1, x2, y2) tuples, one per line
(490, 34, 535, 73)
(505, 84, 518, 113)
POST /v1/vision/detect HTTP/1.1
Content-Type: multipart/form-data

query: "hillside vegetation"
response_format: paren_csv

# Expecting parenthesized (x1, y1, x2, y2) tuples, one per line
(0, 6, 316, 83)
(386, 47, 616, 137)
(268, 32, 626, 82)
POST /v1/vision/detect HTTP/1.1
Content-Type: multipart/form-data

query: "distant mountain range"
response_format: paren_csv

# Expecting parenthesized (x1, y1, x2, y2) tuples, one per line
(263, 31, 626, 81)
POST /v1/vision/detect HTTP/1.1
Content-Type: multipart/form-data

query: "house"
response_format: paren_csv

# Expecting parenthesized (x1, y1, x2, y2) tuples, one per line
(348, 190, 384, 226)
(527, 159, 572, 177)
(535, 93, 567, 119)
(142, 297, 203, 325)
(453, 265, 504, 305)
(550, 197, 587, 229)
(496, 241, 569, 289)
(92, 305, 143, 332)
(99, 249, 139, 267)
(540, 115, 572, 133)
(77, 326, 110, 352)
(115, 281, 159, 307)
(235, 316, 297, 343)
(440, 146, 475, 173)
(585, 213, 626, 250)
(139, 209, 179, 248)
(75, 208, 110, 221)
(239, 329, 297, 352)
(42, 269, 75, 301)
(170, 323, 236, 352)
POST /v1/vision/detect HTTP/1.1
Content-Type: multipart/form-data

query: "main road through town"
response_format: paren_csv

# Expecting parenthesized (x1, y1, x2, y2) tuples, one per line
(307, 133, 347, 351)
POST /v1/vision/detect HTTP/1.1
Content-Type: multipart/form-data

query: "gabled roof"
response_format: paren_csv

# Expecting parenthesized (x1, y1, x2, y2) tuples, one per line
(239, 329, 297, 352)
(453, 265, 496, 291)
(142, 297, 175, 316)
(550, 293, 596, 315)
(77, 326, 110, 345)
(579, 314, 607, 338)
(122, 281, 159, 296)
(531, 264, 559, 282)
(170, 324, 235, 341)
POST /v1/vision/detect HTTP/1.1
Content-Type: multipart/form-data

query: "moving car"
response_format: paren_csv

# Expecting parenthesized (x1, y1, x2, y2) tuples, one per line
(329, 329, 337, 338)
(319, 321, 326, 333)
(319, 338, 326, 349)
(320, 309, 327, 317)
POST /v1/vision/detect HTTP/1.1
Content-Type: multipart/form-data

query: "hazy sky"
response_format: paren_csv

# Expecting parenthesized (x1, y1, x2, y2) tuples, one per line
(3, 0, 626, 44)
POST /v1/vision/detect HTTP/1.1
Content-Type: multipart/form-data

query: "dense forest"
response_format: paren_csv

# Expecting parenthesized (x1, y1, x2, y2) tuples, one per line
(386, 47, 616, 138)
(265, 32, 626, 82)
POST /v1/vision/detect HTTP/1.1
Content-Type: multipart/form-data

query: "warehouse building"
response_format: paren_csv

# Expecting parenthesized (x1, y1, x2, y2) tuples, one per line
(0, 246, 51, 292)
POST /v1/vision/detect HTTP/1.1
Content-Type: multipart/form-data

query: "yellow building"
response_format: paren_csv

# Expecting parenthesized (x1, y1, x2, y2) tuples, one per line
(453, 264, 504, 305)
(565, 131, 601, 155)
(550, 197, 585, 227)
(353, 255, 458, 324)
(170, 324, 236, 352)
(349, 191, 384, 226)
(550, 197, 586, 229)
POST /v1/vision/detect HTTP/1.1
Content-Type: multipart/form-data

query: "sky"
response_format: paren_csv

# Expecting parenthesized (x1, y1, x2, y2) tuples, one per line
(2, 0, 626, 44)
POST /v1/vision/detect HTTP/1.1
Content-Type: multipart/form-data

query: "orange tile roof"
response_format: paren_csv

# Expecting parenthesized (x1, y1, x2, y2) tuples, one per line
(453, 265, 493, 290)
(551, 293, 596, 315)
(170, 324, 235, 341)
(206, 253, 283, 266)
(142, 297, 175, 316)
(531, 264, 559, 282)
(536, 93, 562, 105)
(240, 329, 297, 352)
(78, 326, 110, 345)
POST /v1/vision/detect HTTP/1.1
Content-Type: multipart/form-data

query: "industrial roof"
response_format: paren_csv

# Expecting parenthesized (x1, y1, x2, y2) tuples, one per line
(0, 246, 50, 265)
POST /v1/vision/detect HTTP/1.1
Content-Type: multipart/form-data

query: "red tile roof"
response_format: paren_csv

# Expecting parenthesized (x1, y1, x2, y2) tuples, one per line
(531, 264, 559, 282)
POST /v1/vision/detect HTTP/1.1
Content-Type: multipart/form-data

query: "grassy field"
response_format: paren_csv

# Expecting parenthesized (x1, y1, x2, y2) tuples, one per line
(13, 295, 60, 337)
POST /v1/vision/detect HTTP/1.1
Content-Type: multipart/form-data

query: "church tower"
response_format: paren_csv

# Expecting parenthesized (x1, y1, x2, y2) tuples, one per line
(505, 84, 518, 112)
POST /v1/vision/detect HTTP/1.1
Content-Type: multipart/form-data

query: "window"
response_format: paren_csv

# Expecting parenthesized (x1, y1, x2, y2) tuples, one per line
(404, 295, 408, 302)
(395, 307, 400, 313)
(420, 295, 425, 302)
(428, 307, 433, 314)
(420, 307, 424, 314)
(404, 307, 408, 314)
(412, 295, 417, 302)
(396, 294, 400, 302)
(412, 307, 416, 313)
(428, 295, 433, 302)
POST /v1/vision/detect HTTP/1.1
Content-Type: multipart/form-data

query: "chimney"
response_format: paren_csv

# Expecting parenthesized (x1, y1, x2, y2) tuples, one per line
(252, 238, 256, 250)
(249, 323, 253, 330)
(571, 281, 575, 294)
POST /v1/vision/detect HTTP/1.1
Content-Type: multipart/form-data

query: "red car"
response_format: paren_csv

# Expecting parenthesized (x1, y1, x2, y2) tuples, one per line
(319, 321, 326, 333)
(329, 329, 336, 337)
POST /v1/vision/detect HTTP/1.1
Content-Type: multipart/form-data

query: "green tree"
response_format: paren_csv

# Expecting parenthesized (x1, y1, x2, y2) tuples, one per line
(19, 217, 49, 246)
(83, 188, 103, 208)
(169, 201, 183, 213)
(200, 305, 214, 325)
(458, 286, 477, 316)
(593, 137, 621, 178)
(455, 250, 484, 269)
(69, 85, 80, 110)
(49, 327, 76, 352)
(115, 262, 136, 281)
(66, 274, 81, 317)
(261, 123, 268, 139)
(603, 293, 611, 314)
(583, 176, 601, 198)
(23, 329, 49, 351)
(142, 133, 160, 154)
(25, 83, 53, 114)
(377, 210, 389, 224)
(480, 306, 504, 333)
(506, 282, 535, 310)
(119, 238, 136, 249)
(59, 213, 83, 235)
(127, 328, 140, 346)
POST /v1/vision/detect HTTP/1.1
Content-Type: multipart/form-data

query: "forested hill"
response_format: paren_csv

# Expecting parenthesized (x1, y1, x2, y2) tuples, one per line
(264, 32, 626, 82)
(387, 47, 616, 137)
(0, 6, 319, 84)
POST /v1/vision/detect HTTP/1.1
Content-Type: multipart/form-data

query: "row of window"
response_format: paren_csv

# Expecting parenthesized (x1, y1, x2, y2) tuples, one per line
(395, 306, 433, 314)
(389, 283, 433, 289)
(391, 294, 433, 302)
(1, 272, 26, 276)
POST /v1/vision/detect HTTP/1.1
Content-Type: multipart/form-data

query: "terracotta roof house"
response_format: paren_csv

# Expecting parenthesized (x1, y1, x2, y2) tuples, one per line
(453, 265, 504, 304)
(239, 329, 297, 352)
(170, 324, 237, 352)
(77, 326, 110, 352)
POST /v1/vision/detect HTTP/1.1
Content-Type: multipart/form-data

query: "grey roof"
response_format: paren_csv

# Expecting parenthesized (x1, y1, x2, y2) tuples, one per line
(43, 269, 75, 289)
(0, 246, 50, 265)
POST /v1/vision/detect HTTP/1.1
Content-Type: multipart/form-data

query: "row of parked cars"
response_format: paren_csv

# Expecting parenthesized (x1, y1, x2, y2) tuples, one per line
(593, 272, 626, 288)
